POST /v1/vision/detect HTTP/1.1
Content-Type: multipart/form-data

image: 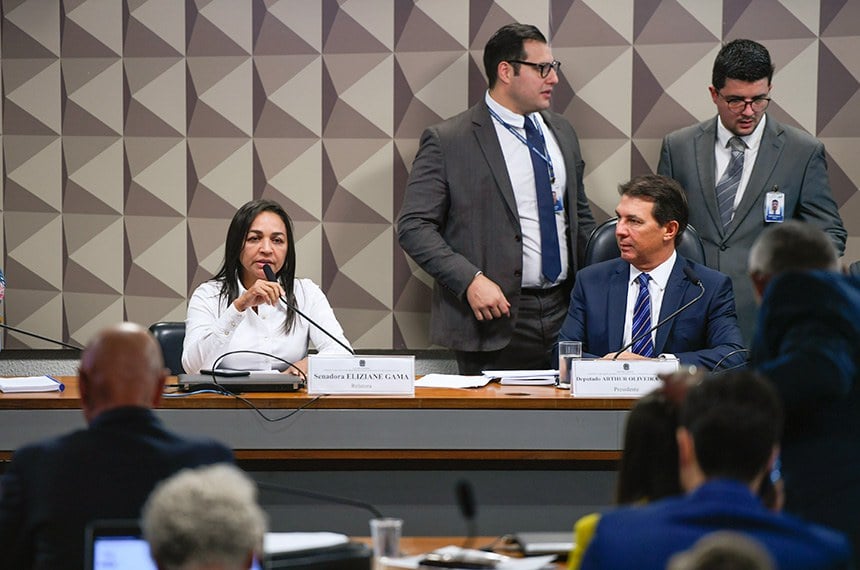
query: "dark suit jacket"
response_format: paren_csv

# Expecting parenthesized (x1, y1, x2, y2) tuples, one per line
(657, 115, 847, 342)
(581, 480, 852, 570)
(751, 271, 860, 545)
(0, 406, 234, 570)
(558, 255, 744, 369)
(397, 99, 595, 352)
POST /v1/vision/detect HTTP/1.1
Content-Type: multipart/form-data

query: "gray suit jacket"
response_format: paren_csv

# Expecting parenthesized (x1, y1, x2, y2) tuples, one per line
(397, 100, 595, 352)
(657, 115, 846, 342)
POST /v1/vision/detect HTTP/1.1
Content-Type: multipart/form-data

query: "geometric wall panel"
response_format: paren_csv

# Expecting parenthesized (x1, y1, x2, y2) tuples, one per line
(0, 0, 857, 350)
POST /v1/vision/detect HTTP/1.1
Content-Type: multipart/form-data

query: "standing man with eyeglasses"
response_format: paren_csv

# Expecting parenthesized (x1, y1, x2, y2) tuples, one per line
(657, 39, 846, 343)
(397, 23, 595, 374)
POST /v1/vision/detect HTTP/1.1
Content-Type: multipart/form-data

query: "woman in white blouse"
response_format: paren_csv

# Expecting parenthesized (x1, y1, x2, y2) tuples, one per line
(182, 199, 352, 376)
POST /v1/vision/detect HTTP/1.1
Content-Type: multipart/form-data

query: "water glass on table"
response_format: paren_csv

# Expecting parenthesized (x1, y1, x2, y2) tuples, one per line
(557, 341, 582, 390)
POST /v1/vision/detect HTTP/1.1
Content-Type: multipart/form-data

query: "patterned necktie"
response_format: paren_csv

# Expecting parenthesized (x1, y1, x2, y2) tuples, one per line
(631, 273, 654, 357)
(715, 136, 746, 230)
(523, 116, 561, 283)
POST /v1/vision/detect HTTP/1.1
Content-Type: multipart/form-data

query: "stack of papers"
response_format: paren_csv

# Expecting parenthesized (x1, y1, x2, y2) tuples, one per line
(415, 374, 492, 389)
(0, 375, 65, 393)
(483, 370, 557, 386)
(384, 546, 555, 569)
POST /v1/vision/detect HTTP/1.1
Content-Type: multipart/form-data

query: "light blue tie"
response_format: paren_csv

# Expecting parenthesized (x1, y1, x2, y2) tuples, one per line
(631, 273, 654, 357)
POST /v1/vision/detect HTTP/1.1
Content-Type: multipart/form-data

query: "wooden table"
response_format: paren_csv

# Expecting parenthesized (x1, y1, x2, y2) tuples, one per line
(0, 376, 634, 462)
(0, 377, 629, 536)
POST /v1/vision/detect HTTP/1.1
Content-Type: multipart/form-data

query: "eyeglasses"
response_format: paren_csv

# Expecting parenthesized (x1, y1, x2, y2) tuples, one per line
(718, 93, 771, 113)
(507, 59, 561, 78)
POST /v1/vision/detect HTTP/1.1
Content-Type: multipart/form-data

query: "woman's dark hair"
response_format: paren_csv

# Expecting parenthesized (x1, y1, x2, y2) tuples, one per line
(615, 390, 682, 504)
(213, 199, 298, 332)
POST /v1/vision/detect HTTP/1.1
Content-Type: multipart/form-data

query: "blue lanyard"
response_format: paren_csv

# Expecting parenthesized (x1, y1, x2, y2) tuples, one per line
(487, 107, 556, 184)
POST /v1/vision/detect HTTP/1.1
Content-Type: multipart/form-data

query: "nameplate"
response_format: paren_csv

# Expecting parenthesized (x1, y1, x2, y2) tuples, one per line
(307, 355, 415, 395)
(570, 358, 679, 398)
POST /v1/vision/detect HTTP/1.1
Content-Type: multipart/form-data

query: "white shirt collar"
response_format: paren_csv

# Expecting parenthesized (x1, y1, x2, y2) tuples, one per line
(485, 90, 535, 129)
(716, 113, 766, 151)
(629, 250, 677, 291)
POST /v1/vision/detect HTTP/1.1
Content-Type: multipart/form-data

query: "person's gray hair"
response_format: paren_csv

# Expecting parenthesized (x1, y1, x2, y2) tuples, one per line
(142, 463, 267, 570)
(748, 220, 838, 276)
(668, 531, 775, 570)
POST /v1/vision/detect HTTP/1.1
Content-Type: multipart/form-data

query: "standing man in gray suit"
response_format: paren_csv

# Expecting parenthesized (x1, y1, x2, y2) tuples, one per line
(397, 23, 595, 374)
(658, 39, 846, 342)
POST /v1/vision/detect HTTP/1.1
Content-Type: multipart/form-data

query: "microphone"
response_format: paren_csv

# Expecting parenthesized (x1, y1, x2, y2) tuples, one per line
(254, 480, 383, 519)
(262, 264, 355, 356)
(0, 321, 83, 351)
(613, 266, 706, 360)
(456, 480, 477, 549)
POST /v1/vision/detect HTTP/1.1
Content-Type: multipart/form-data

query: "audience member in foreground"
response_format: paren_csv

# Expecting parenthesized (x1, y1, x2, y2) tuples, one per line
(749, 220, 860, 553)
(580, 370, 852, 570)
(143, 463, 267, 570)
(567, 389, 682, 569)
(0, 322, 234, 570)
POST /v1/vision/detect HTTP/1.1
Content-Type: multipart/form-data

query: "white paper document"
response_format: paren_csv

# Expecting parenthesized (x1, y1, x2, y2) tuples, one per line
(263, 531, 349, 554)
(415, 374, 492, 389)
(483, 369, 557, 386)
(0, 375, 65, 393)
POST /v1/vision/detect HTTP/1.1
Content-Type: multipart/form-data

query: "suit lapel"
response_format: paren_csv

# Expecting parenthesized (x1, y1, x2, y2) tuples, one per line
(472, 102, 519, 222)
(655, 258, 688, 353)
(725, 116, 784, 237)
(694, 119, 722, 234)
(608, 261, 629, 351)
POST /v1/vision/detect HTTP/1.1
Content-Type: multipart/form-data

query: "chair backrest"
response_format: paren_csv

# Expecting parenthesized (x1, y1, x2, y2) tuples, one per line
(583, 218, 707, 267)
(849, 260, 860, 277)
(149, 322, 186, 375)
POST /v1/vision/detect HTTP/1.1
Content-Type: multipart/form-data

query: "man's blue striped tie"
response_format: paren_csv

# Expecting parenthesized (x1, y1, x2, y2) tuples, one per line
(631, 273, 654, 357)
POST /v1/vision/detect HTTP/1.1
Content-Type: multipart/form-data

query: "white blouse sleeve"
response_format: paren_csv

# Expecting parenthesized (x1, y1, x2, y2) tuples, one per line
(181, 281, 247, 374)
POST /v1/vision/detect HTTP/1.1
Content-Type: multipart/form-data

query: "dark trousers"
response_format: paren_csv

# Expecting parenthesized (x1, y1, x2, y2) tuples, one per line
(455, 286, 568, 375)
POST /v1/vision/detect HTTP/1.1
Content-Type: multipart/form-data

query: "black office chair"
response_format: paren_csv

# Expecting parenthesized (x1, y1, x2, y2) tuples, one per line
(149, 322, 186, 375)
(583, 218, 707, 266)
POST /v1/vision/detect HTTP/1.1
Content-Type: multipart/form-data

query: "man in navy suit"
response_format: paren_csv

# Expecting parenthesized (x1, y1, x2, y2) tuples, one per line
(581, 371, 852, 570)
(558, 174, 744, 370)
(0, 322, 234, 570)
(749, 221, 860, 555)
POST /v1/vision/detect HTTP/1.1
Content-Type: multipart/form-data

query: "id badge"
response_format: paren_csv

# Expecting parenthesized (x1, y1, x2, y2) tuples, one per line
(765, 190, 784, 223)
(552, 183, 564, 212)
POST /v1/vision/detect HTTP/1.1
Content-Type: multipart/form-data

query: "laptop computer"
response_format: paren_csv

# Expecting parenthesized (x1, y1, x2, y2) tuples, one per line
(85, 519, 264, 570)
(178, 372, 303, 393)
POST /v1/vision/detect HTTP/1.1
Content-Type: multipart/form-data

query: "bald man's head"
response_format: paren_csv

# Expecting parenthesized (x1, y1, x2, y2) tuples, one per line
(78, 322, 168, 423)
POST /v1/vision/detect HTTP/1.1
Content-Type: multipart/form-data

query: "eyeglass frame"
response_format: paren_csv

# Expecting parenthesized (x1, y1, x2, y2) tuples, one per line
(717, 92, 771, 113)
(506, 59, 561, 78)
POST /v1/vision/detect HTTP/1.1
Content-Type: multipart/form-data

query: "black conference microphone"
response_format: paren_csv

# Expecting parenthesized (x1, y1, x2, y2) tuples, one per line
(613, 266, 706, 360)
(0, 321, 83, 351)
(254, 480, 383, 519)
(262, 264, 355, 356)
(456, 479, 478, 549)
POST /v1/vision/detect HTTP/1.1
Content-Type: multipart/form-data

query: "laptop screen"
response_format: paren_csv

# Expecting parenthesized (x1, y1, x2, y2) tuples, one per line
(86, 520, 262, 570)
